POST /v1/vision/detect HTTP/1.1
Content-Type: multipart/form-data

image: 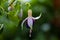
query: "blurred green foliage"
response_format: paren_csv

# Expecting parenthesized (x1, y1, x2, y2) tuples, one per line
(0, 0, 56, 40)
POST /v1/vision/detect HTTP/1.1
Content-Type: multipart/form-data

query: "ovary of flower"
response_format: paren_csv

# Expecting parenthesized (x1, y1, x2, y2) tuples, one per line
(0, 24, 4, 30)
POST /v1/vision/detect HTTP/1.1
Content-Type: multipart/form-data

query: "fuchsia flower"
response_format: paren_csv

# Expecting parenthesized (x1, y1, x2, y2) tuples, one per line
(21, 9, 42, 37)
(21, 12, 42, 30)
